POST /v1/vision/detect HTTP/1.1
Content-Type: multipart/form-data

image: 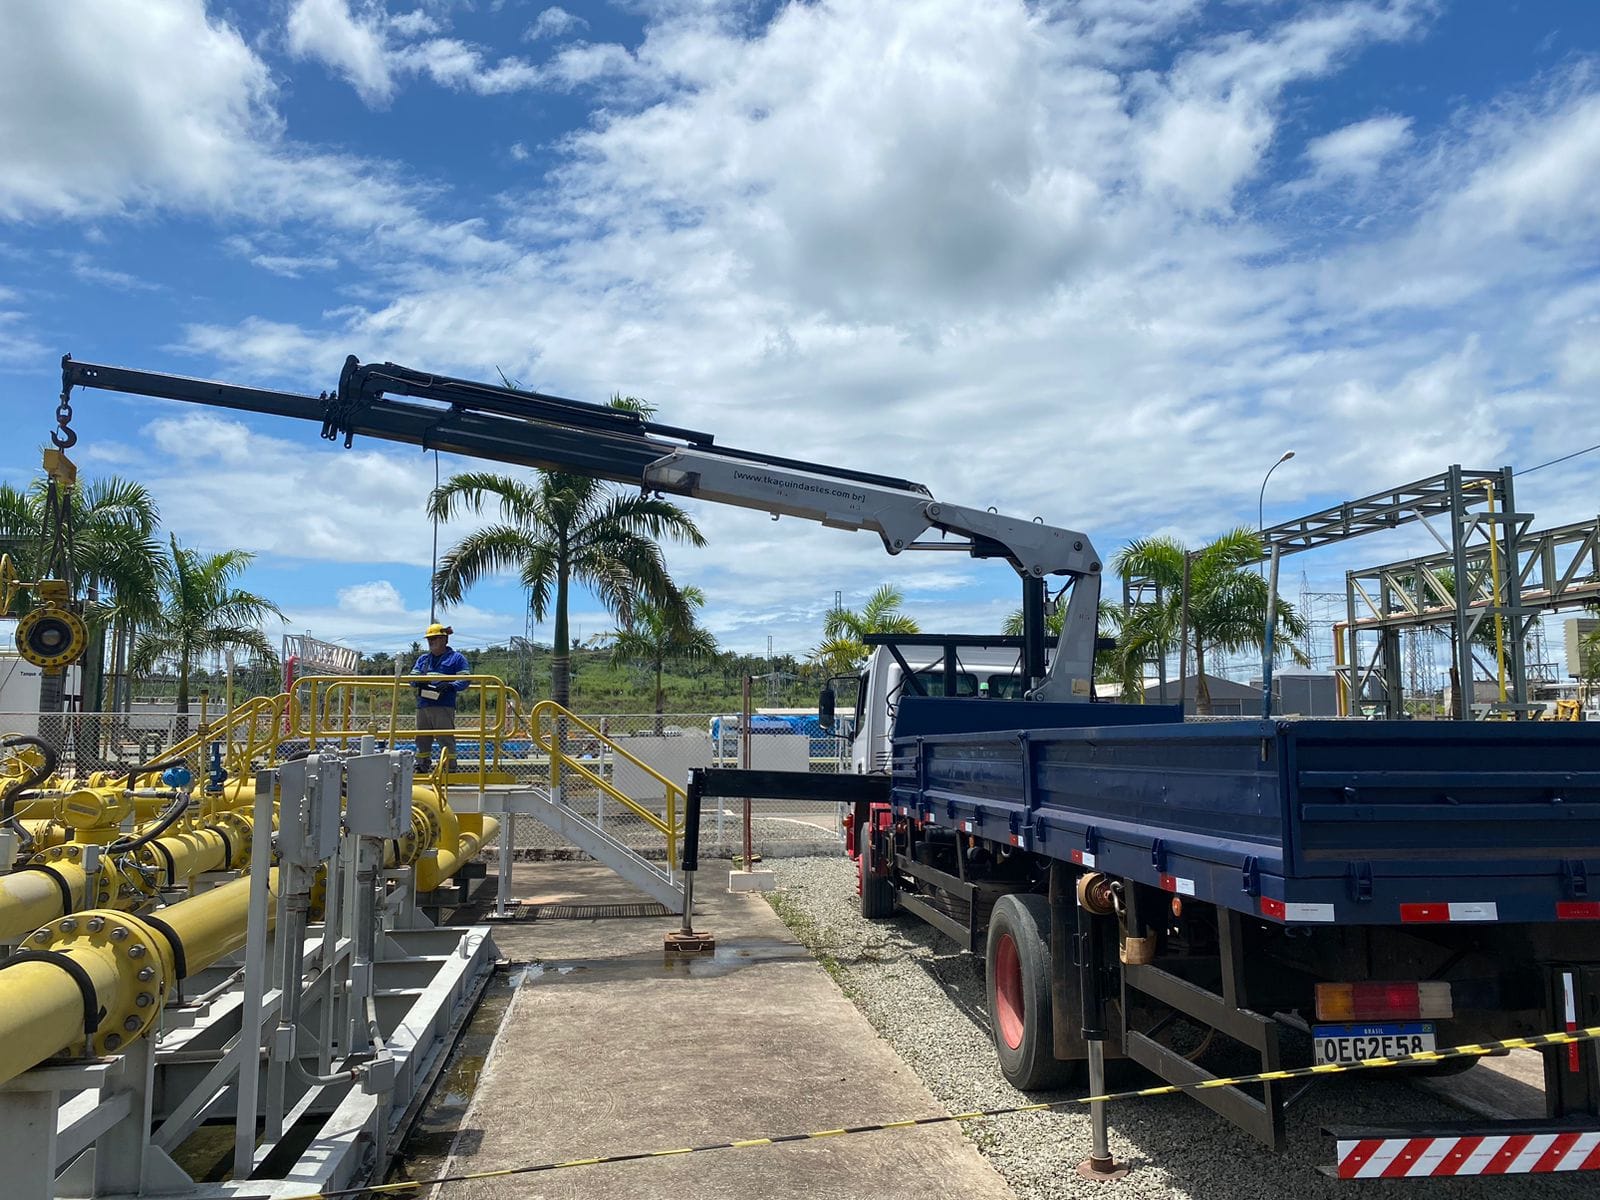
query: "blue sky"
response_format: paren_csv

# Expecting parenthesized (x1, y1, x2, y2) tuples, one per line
(2, 0, 1598, 670)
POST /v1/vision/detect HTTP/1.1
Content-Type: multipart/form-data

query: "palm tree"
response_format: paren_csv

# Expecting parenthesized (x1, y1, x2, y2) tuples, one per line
(430, 470, 706, 707)
(131, 537, 283, 719)
(0, 475, 164, 712)
(610, 585, 717, 731)
(1113, 527, 1310, 714)
(810, 584, 920, 675)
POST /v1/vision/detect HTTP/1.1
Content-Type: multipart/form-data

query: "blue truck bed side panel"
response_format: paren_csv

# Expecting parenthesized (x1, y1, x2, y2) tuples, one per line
(890, 702, 1600, 927)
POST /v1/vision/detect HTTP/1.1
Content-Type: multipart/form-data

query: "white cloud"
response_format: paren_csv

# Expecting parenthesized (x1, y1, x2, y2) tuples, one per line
(274, 591, 525, 652)
(0, 0, 277, 220)
(131, 410, 444, 565)
(0, 285, 46, 365)
(389, 8, 442, 39)
(336, 580, 409, 614)
(286, 0, 551, 101)
(392, 38, 544, 94)
(0, 0, 501, 282)
(525, 6, 588, 41)
(1303, 114, 1413, 183)
(68, 253, 161, 292)
(1136, 3, 1424, 210)
(286, 0, 396, 106)
(1441, 90, 1600, 241)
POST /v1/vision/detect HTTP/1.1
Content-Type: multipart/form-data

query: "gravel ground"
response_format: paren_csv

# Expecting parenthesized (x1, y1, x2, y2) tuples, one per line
(764, 855, 1590, 1200)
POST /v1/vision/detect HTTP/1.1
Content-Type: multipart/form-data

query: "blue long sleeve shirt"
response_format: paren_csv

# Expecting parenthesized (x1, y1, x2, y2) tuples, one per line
(412, 649, 471, 708)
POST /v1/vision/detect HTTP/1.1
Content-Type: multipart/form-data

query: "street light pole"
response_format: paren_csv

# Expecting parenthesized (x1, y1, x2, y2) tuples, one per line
(1258, 451, 1294, 714)
(1258, 450, 1295, 579)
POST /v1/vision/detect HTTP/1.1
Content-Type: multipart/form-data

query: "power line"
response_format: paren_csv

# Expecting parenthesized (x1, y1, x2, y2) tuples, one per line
(1516, 441, 1600, 477)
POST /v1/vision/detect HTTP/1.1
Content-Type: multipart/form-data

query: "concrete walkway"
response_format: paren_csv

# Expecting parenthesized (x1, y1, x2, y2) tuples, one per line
(436, 863, 1017, 1200)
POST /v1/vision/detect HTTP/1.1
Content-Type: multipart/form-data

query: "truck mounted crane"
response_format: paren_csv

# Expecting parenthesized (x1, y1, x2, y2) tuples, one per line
(53, 352, 1600, 1180)
(58, 354, 1102, 702)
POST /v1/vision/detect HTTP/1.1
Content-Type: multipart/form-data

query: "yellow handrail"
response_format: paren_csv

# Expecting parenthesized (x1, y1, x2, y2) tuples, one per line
(528, 700, 682, 870)
(159, 693, 286, 781)
(288, 673, 527, 793)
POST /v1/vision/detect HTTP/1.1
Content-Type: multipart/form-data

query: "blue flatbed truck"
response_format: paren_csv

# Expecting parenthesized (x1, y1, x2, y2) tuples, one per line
(827, 694, 1600, 1173)
(686, 695, 1600, 1176)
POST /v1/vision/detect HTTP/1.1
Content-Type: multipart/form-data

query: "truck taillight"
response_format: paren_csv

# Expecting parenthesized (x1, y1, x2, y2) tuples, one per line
(1315, 981, 1453, 1022)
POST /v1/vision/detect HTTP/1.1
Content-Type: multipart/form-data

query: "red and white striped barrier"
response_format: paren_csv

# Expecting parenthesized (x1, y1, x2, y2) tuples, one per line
(1335, 1130, 1600, 1178)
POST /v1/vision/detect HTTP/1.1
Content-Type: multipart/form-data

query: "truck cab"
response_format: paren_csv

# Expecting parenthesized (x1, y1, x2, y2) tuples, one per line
(842, 641, 1038, 775)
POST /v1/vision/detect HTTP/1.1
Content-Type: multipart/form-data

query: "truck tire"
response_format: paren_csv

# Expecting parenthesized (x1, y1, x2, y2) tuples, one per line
(986, 893, 1073, 1090)
(859, 831, 897, 919)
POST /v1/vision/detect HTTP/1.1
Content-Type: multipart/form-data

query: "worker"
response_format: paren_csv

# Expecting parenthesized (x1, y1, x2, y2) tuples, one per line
(412, 623, 470, 771)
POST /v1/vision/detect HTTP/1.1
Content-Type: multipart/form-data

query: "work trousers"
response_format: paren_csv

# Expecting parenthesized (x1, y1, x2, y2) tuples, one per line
(416, 705, 456, 761)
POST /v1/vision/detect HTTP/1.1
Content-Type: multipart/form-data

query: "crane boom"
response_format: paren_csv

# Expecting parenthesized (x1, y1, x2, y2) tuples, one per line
(59, 353, 1103, 698)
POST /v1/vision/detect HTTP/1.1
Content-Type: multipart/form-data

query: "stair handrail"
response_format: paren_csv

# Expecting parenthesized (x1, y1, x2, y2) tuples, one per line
(527, 700, 682, 870)
(158, 693, 287, 781)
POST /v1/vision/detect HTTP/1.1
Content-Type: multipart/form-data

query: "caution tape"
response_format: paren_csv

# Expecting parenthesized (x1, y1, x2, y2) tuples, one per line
(281, 1024, 1600, 1199)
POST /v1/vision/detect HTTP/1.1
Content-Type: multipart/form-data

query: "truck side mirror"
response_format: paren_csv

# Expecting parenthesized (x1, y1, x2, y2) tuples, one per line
(818, 687, 836, 730)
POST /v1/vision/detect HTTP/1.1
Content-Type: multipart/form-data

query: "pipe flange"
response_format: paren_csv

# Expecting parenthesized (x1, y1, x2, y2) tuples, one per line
(29, 842, 84, 867)
(209, 810, 255, 868)
(411, 803, 441, 854)
(33, 910, 175, 1056)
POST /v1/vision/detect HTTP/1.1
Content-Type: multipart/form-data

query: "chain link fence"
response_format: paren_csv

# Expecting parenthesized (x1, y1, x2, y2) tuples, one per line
(1, 709, 853, 860)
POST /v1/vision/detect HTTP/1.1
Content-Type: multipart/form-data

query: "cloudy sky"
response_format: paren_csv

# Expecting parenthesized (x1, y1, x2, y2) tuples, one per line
(1, 0, 1597, 666)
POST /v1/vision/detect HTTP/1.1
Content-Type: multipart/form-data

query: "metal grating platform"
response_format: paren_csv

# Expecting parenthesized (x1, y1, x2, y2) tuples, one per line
(517, 902, 673, 921)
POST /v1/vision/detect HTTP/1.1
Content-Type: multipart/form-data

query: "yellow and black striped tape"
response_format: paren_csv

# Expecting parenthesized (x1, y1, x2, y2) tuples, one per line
(282, 1024, 1600, 1199)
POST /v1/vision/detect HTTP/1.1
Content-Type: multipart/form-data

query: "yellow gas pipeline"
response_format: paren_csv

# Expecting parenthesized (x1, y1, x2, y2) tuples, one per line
(407, 784, 498, 891)
(0, 811, 253, 943)
(0, 870, 278, 1085)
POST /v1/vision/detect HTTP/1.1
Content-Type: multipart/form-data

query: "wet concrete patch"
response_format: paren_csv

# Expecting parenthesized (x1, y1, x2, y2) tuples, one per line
(522, 936, 813, 983)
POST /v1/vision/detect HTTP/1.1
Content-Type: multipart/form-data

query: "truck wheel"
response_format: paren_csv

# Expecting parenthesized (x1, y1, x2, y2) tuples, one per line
(986, 893, 1073, 1090)
(859, 833, 896, 919)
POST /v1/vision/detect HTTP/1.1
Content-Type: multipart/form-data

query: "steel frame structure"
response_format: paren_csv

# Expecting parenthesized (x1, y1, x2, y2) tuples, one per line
(1346, 512, 1600, 718)
(1120, 466, 1526, 717)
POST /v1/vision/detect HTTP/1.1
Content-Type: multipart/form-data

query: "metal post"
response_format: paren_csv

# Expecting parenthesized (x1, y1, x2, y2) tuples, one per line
(1075, 899, 1126, 1181)
(1022, 575, 1047, 689)
(741, 675, 753, 871)
(1449, 465, 1475, 719)
(232, 773, 276, 1180)
(1262, 545, 1280, 719)
(495, 816, 513, 919)
(665, 771, 713, 953)
(1153, 581, 1167, 704)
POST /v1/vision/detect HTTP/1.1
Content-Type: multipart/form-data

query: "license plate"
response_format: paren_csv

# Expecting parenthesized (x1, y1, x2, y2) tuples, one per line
(1313, 1022, 1436, 1066)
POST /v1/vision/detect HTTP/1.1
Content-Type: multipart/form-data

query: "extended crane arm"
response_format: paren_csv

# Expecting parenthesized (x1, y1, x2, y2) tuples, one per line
(59, 354, 1102, 697)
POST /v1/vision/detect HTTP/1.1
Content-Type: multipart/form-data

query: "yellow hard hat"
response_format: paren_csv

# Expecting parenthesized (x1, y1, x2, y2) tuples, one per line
(424, 623, 452, 639)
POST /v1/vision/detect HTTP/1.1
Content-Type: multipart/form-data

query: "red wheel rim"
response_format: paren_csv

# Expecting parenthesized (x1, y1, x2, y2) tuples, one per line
(994, 932, 1025, 1050)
